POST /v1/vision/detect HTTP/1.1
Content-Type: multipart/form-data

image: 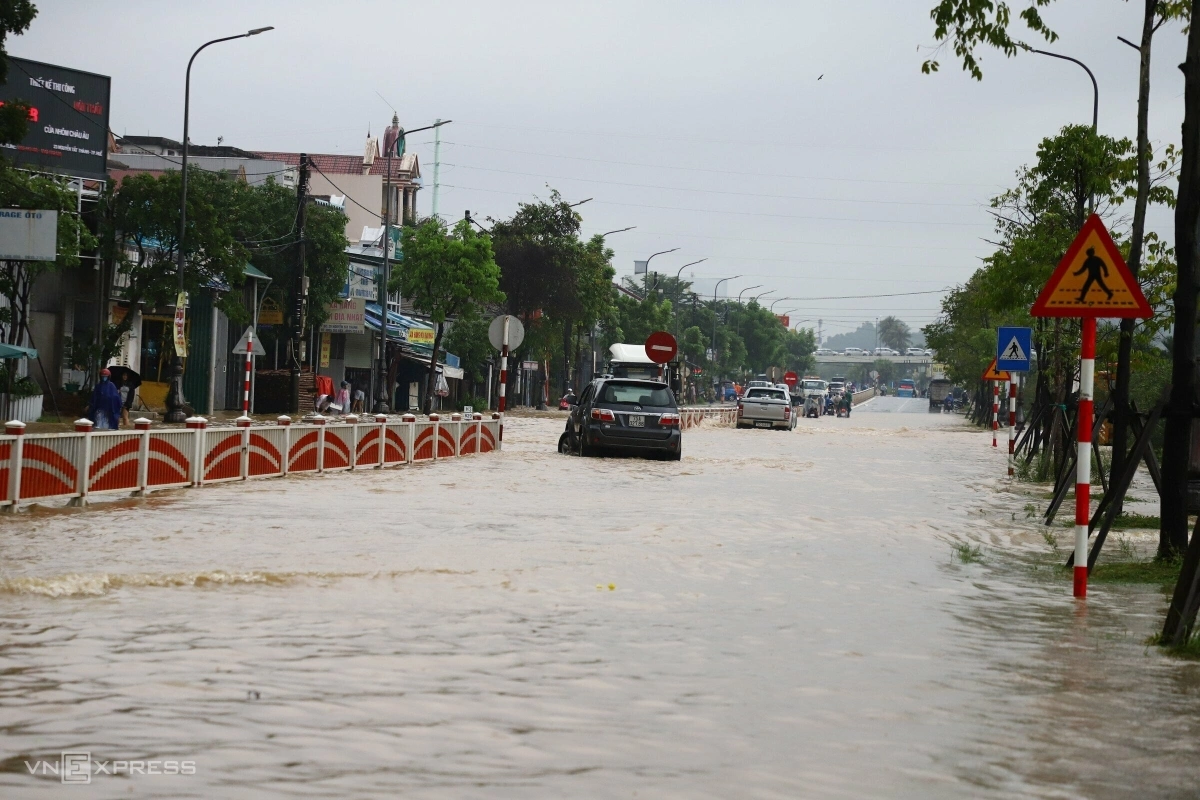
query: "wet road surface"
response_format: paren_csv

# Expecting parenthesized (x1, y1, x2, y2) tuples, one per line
(2, 409, 1198, 798)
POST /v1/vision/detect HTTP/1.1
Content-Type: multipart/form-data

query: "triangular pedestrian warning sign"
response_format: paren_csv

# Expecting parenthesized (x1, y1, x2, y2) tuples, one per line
(1000, 336, 1027, 363)
(1031, 214, 1153, 318)
(232, 326, 266, 356)
(981, 357, 1010, 382)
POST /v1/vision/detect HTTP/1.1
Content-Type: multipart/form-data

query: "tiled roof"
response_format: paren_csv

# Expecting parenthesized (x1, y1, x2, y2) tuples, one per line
(251, 151, 418, 181)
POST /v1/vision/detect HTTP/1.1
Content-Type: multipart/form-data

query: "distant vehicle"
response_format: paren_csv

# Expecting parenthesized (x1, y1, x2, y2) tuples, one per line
(829, 376, 846, 396)
(607, 343, 660, 381)
(924, 348, 935, 357)
(747, 380, 773, 389)
(873, 347, 900, 356)
(815, 348, 836, 356)
(799, 378, 828, 418)
(905, 347, 925, 356)
(927, 378, 953, 412)
(896, 379, 916, 398)
(562, 378, 681, 460)
(843, 347, 866, 356)
(737, 386, 795, 430)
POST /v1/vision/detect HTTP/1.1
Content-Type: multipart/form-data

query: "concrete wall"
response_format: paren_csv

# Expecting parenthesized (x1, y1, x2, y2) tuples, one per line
(307, 172, 381, 243)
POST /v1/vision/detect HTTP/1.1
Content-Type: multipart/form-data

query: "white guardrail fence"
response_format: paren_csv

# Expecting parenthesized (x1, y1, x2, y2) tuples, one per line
(678, 406, 738, 429)
(0, 412, 502, 511)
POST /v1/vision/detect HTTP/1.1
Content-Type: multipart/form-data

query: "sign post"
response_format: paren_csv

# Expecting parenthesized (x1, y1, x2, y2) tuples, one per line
(996, 326, 1033, 476)
(489, 315, 525, 448)
(981, 358, 1011, 449)
(1031, 214, 1153, 599)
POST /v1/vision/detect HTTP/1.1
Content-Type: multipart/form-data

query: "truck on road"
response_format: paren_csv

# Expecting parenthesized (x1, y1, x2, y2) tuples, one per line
(736, 386, 795, 430)
(796, 377, 829, 418)
(927, 378, 952, 412)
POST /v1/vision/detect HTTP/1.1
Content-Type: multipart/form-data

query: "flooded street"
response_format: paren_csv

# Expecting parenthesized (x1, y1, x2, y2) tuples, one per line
(3, 410, 1199, 798)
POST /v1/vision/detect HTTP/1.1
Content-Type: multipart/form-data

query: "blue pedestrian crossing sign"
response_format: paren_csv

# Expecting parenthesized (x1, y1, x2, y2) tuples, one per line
(996, 326, 1032, 371)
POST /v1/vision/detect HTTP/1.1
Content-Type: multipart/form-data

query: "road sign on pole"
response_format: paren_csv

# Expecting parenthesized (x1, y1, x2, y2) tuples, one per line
(783, 371, 798, 388)
(232, 326, 266, 356)
(981, 358, 1010, 382)
(996, 326, 1032, 372)
(488, 315, 525, 351)
(1030, 214, 1152, 318)
(644, 331, 678, 364)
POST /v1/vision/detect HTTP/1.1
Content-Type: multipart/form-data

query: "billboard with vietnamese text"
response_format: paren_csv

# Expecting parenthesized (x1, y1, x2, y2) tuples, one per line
(0, 57, 111, 181)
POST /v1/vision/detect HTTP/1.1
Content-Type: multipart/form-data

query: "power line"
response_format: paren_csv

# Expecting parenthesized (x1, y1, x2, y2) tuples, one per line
(428, 141, 1001, 189)
(440, 184, 989, 227)
(441, 163, 983, 208)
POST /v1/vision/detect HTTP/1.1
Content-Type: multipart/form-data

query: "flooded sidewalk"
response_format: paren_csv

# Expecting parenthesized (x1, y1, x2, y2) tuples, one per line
(1, 413, 1197, 798)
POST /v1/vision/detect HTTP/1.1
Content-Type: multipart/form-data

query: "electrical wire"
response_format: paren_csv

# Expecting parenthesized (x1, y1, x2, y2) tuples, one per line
(441, 162, 985, 207)
(440, 184, 989, 227)
(426, 141, 1000, 189)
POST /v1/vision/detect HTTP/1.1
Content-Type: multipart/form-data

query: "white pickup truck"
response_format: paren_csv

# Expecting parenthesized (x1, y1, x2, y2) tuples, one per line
(736, 386, 795, 430)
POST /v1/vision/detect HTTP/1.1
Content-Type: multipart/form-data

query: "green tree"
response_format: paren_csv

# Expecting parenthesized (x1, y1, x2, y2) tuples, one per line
(443, 308, 493, 397)
(0, 1, 37, 146)
(877, 316, 912, 351)
(395, 217, 504, 413)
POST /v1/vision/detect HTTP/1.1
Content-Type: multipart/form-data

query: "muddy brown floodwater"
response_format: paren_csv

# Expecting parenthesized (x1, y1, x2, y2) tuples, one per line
(2, 408, 1199, 798)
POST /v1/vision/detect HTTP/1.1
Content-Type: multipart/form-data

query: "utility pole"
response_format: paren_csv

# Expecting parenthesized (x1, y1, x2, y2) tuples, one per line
(818, 319, 823, 346)
(289, 153, 309, 414)
(375, 115, 400, 414)
(432, 118, 442, 220)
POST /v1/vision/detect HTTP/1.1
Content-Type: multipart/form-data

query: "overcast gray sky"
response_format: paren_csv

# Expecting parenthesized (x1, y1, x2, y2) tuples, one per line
(15, 0, 1189, 339)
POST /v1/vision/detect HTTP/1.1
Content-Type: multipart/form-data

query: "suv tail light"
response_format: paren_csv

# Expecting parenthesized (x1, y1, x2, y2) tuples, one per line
(659, 412, 680, 427)
(737, 402, 744, 417)
(590, 408, 616, 422)
(783, 405, 791, 418)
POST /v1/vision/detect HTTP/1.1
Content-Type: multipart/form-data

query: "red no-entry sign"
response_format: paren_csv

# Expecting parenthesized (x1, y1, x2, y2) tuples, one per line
(644, 331, 678, 364)
(783, 371, 798, 387)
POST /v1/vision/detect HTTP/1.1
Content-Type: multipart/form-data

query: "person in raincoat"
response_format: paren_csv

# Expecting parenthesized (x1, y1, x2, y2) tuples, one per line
(88, 368, 123, 430)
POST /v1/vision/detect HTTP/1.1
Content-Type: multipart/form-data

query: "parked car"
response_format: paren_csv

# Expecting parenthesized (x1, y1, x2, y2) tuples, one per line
(843, 347, 866, 356)
(736, 386, 795, 430)
(873, 347, 899, 356)
(905, 347, 925, 356)
(562, 378, 682, 460)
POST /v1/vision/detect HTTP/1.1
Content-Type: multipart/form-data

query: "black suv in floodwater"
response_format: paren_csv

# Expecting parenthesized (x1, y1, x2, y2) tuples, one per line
(560, 378, 682, 460)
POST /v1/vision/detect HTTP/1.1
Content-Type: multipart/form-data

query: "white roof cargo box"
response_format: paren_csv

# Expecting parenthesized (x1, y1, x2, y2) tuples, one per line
(608, 343, 654, 364)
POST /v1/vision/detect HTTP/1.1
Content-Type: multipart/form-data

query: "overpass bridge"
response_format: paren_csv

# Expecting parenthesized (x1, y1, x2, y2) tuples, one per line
(814, 355, 933, 367)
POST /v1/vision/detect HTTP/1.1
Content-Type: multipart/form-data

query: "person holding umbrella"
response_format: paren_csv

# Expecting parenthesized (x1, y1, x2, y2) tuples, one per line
(88, 368, 123, 431)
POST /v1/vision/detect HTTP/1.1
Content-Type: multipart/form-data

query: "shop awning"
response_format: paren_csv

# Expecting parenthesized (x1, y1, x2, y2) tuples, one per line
(244, 264, 271, 281)
(0, 342, 37, 359)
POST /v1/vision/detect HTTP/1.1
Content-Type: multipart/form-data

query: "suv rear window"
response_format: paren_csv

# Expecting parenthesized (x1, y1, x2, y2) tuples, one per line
(598, 382, 675, 406)
(746, 388, 786, 400)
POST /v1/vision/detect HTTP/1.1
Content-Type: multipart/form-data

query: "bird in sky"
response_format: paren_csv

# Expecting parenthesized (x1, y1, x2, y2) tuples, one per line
(818, 74, 823, 80)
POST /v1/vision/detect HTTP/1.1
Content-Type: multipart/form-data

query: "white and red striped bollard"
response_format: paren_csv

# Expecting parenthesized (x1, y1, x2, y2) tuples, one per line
(498, 319, 509, 449)
(1007, 373, 1017, 477)
(1074, 318, 1096, 599)
(242, 328, 253, 415)
(992, 380, 999, 448)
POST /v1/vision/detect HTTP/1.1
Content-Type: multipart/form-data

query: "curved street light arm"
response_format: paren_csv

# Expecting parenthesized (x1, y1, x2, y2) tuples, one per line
(675, 258, 707, 279)
(1021, 45, 1098, 132)
(737, 285, 762, 303)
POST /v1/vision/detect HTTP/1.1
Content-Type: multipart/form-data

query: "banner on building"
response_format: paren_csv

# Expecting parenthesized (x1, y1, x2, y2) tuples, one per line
(0, 209, 56, 260)
(344, 263, 379, 301)
(321, 298, 365, 334)
(406, 328, 435, 346)
(173, 292, 187, 358)
(0, 57, 111, 181)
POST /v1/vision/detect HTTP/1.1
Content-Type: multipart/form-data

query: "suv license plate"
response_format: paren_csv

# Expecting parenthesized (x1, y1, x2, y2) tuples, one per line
(628, 414, 645, 427)
(755, 421, 771, 428)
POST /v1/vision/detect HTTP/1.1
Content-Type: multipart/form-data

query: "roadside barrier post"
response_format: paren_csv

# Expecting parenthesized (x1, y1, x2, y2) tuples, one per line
(185, 416, 206, 486)
(4, 420, 25, 511)
(499, 318, 509, 449)
(312, 415, 326, 473)
(70, 418, 93, 506)
(429, 414, 440, 461)
(345, 415, 359, 469)
(1074, 318, 1096, 598)
(992, 380, 999, 448)
(278, 416, 291, 477)
(134, 418, 151, 495)
(375, 414, 387, 468)
(236, 415, 252, 479)
(1008, 374, 1018, 477)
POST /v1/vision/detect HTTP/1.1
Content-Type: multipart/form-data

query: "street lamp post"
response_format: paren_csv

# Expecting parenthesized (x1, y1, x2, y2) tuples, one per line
(736, 285, 762, 304)
(752, 290, 775, 305)
(165, 26, 274, 424)
(639, 248, 678, 295)
(374, 118, 452, 413)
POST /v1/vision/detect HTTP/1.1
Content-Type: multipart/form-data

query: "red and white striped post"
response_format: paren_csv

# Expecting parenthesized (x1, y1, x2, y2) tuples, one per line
(991, 380, 999, 447)
(242, 327, 253, 416)
(1074, 318, 1096, 599)
(498, 317, 509, 449)
(1007, 373, 1018, 476)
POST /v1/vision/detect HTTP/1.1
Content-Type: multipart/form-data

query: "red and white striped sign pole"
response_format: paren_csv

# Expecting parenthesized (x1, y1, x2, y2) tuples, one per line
(991, 380, 999, 447)
(1074, 317, 1096, 598)
(1007, 373, 1018, 476)
(498, 317, 508, 449)
(242, 328, 253, 416)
